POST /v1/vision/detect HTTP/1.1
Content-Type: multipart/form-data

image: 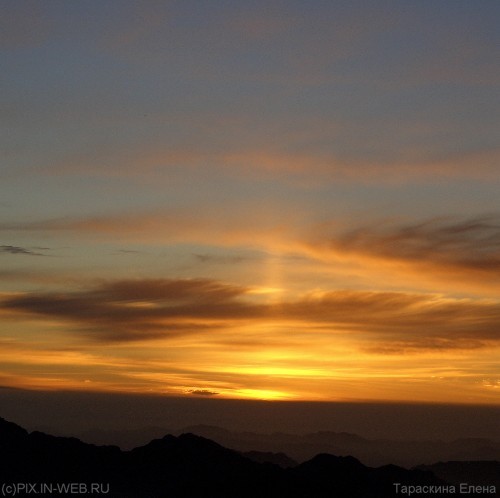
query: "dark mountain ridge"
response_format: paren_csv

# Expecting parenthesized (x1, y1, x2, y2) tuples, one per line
(173, 424, 500, 468)
(0, 417, 496, 498)
(73, 423, 500, 468)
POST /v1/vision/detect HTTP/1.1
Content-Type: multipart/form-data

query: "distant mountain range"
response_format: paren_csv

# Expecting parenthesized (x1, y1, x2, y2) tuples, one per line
(1, 417, 498, 498)
(77, 423, 500, 468)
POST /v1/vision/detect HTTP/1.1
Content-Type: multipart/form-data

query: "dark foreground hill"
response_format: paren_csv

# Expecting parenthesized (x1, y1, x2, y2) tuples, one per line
(0, 417, 493, 498)
(417, 461, 500, 492)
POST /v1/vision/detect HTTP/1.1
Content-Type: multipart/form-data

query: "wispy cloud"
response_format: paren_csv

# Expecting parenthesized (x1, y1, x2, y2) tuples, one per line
(331, 215, 500, 275)
(193, 253, 254, 265)
(0, 278, 250, 342)
(0, 210, 300, 258)
(2, 278, 500, 352)
(0, 245, 45, 256)
(23, 140, 500, 185)
(3, 213, 500, 294)
(113, 249, 144, 255)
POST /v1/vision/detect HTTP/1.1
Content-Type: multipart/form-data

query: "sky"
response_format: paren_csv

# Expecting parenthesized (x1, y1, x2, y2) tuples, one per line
(1, 0, 500, 406)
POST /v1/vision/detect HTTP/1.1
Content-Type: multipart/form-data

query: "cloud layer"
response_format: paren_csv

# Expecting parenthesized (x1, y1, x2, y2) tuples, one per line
(330, 216, 500, 277)
(2, 278, 500, 353)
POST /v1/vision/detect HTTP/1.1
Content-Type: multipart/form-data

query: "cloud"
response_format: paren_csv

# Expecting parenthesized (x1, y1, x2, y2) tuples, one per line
(3, 210, 500, 296)
(193, 253, 254, 265)
(0, 245, 45, 256)
(114, 249, 144, 255)
(187, 389, 219, 396)
(0, 278, 252, 342)
(4, 2, 498, 193)
(0, 209, 301, 259)
(2, 278, 500, 352)
(96, 278, 247, 303)
(26, 140, 500, 185)
(283, 291, 500, 348)
(330, 215, 500, 276)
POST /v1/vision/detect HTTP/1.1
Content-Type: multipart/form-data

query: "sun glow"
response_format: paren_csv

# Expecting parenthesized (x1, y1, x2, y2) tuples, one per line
(229, 388, 297, 400)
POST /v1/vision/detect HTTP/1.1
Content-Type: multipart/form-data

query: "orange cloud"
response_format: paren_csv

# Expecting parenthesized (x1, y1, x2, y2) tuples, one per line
(3, 211, 500, 296)
(0, 208, 302, 260)
(2, 278, 500, 352)
(42, 143, 500, 184)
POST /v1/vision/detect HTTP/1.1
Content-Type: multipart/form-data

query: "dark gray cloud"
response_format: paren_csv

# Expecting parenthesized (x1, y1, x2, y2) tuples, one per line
(0, 278, 255, 342)
(2, 278, 500, 351)
(97, 278, 247, 303)
(332, 215, 500, 275)
(187, 389, 219, 396)
(0, 245, 45, 256)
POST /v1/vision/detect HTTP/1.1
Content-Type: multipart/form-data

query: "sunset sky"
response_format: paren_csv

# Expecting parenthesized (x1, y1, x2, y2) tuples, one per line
(1, 0, 499, 406)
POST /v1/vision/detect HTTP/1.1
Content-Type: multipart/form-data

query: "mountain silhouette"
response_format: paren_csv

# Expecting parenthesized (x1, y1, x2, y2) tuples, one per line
(417, 461, 500, 494)
(0, 416, 493, 497)
(241, 450, 297, 468)
(167, 424, 500, 468)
